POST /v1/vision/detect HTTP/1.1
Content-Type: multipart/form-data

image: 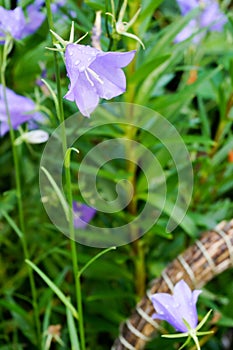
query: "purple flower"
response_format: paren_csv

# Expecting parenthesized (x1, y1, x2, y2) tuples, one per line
(200, 1, 227, 32)
(0, 1, 45, 43)
(73, 202, 96, 229)
(0, 7, 25, 41)
(150, 280, 202, 332)
(175, 0, 227, 43)
(64, 44, 136, 117)
(0, 85, 43, 136)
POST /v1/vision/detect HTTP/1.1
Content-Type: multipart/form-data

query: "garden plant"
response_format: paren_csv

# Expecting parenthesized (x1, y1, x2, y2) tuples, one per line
(0, 0, 233, 349)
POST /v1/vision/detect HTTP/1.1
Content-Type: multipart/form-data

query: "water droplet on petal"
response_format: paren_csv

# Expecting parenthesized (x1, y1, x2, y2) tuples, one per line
(69, 51, 74, 56)
(159, 311, 164, 315)
(165, 304, 169, 309)
(75, 60, 80, 66)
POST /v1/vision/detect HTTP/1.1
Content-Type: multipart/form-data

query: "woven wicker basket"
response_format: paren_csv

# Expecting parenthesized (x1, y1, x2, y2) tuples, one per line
(112, 219, 233, 350)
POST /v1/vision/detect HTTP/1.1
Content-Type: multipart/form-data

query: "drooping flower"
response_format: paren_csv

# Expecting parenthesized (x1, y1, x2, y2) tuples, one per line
(0, 1, 45, 43)
(0, 85, 43, 136)
(175, 0, 227, 43)
(150, 280, 202, 332)
(73, 202, 96, 228)
(64, 44, 136, 117)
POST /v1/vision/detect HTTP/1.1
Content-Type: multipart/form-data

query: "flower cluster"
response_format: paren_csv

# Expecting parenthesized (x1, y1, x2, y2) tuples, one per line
(175, 0, 227, 43)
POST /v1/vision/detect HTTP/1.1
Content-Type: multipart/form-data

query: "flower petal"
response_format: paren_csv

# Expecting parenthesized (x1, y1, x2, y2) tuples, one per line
(89, 61, 126, 99)
(0, 85, 44, 136)
(64, 73, 99, 117)
(21, 1, 45, 38)
(0, 6, 26, 40)
(151, 294, 187, 332)
(174, 19, 198, 43)
(97, 50, 136, 68)
(173, 280, 199, 329)
(65, 44, 98, 74)
(200, 3, 227, 32)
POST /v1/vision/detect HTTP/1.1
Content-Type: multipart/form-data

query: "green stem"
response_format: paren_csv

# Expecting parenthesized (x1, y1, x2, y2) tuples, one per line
(210, 119, 227, 157)
(123, 0, 146, 298)
(65, 154, 86, 350)
(125, 122, 146, 298)
(1, 36, 41, 347)
(45, 2, 86, 349)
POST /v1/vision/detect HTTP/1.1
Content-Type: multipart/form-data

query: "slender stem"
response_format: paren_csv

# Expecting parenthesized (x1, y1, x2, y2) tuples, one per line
(0, 36, 41, 347)
(125, 121, 146, 298)
(45, 2, 86, 349)
(66, 156, 86, 350)
(122, 0, 146, 298)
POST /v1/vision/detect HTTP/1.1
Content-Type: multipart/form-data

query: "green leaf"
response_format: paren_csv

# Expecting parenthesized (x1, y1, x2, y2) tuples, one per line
(25, 259, 78, 319)
(0, 190, 17, 219)
(131, 54, 171, 84)
(66, 304, 81, 350)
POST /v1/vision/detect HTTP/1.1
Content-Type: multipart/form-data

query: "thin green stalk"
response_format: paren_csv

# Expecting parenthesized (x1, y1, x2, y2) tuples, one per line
(65, 151, 86, 350)
(0, 36, 41, 347)
(45, 2, 86, 349)
(123, 0, 147, 297)
(125, 121, 146, 298)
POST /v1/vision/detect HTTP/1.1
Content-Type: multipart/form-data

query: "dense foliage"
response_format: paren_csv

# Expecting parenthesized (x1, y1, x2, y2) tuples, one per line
(0, 0, 233, 349)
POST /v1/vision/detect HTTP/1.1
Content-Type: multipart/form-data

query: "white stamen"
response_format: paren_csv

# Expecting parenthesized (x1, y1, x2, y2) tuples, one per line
(84, 70, 94, 87)
(86, 67, 104, 84)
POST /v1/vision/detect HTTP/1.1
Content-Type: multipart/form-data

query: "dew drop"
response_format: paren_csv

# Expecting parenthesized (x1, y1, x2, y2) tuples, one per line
(79, 66, 85, 72)
(69, 51, 74, 56)
(165, 304, 169, 309)
(159, 311, 164, 315)
(75, 60, 80, 66)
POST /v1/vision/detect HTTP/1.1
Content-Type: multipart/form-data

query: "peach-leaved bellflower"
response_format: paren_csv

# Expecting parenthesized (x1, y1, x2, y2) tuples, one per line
(150, 280, 213, 350)
(150, 279, 202, 332)
(64, 44, 136, 117)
